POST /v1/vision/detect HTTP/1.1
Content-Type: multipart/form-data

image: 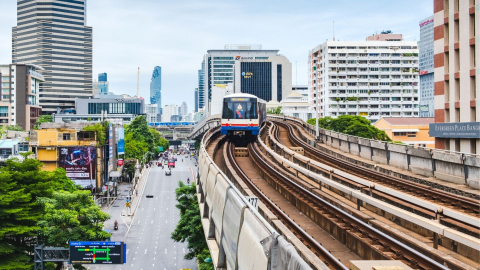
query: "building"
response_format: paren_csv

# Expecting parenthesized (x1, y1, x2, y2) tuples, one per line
(76, 94, 144, 116)
(292, 85, 309, 99)
(198, 62, 205, 110)
(194, 88, 199, 112)
(280, 91, 313, 122)
(180, 102, 188, 117)
(202, 45, 280, 114)
(374, 117, 435, 148)
(150, 66, 162, 114)
(233, 55, 292, 102)
(0, 63, 44, 131)
(308, 33, 420, 123)
(93, 73, 109, 95)
(145, 104, 158, 123)
(30, 122, 104, 189)
(0, 139, 29, 162)
(162, 104, 178, 122)
(419, 16, 435, 117)
(430, 0, 479, 154)
(12, 0, 93, 114)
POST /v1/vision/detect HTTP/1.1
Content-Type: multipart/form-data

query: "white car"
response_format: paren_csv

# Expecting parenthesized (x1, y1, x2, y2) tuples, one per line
(165, 169, 171, 176)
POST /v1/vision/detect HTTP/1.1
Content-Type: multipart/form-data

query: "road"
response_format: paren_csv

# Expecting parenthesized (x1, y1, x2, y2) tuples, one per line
(88, 155, 198, 270)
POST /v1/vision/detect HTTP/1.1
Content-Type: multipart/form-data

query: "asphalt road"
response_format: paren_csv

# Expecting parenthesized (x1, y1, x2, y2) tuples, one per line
(88, 155, 198, 270)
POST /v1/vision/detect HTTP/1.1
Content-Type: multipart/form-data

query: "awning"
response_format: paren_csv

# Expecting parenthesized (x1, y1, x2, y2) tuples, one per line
(392, 129, 419, 132)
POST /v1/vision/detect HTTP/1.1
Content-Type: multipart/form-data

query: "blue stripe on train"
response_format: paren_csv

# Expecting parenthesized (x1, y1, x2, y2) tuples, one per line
(221, 126, 260, 135)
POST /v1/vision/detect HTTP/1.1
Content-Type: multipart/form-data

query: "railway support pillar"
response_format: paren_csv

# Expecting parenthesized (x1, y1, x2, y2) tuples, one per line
(357, 198, 362, 210)
(433, 233, 439, 249)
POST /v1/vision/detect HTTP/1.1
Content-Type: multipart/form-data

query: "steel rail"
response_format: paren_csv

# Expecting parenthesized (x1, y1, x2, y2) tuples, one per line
(274, 120, 480, 217)
(248, 139, 449, 270)
(225, 141, 348, 270)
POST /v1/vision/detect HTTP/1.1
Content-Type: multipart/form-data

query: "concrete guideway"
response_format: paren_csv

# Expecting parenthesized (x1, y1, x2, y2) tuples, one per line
(88, 157, 198, 270)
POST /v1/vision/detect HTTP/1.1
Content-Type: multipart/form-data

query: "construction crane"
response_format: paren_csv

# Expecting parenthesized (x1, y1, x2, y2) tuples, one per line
(136, 67, 140, 98)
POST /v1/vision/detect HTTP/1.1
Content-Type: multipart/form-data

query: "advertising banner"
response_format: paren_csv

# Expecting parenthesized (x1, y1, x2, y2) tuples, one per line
(117, 127, 125, 155)
(429, 122, 480, 138)
(58, 146, 96, 188)
(108, 124, 113, 172)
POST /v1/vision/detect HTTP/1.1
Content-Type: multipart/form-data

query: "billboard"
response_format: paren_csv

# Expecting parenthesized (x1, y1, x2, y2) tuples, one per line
(117, 127, 125, 155)
(429, 122, 480, 138)
(70, 241, 126, 264)
(58, 146, 96, 188)
(108, 124, 113, 172)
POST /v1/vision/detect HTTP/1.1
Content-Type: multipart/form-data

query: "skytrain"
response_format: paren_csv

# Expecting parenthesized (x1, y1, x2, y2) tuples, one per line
(221, 93, 267, 136)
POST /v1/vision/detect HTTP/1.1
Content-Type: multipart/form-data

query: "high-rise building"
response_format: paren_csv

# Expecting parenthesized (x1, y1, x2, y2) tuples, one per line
(430, 0, 479, 154)
(419, 16, 435, 117)
(98, 73, 107, 82)
(93, 73, 109, 95)
(194, 88, 199, 112)
(145, 104, 158, 123)
(233, 55, 292, 102)
(12, 0, 93, 115)
(202, 45, 280, 113)
(180, 102, 188, 116)
(162, 104, 178, 122)
(198, 62, 205, 110)
(308, 33, 420, 123)
(150, 66, 162, 114)
(0, 64, 44, 131)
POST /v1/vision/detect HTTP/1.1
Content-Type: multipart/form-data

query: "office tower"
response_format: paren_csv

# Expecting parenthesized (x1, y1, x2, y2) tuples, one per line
(430, 0, 479, 153)
(162, 104, 178, 122)
(419, 16, 435, 117)
(194, 88, 199, 112)
(98, 73, 107, 82)
(180, 102, 188, 116)
(233, 55, 292, 102)
(0, 64, 44, 131)
(202, 45, 280, 112)
(12, 0, 93, 115)
(308, 33, 420, 123)
(150, 66, 162, 114)
(93, 73, 109, 95)
(198, 62, 205, 110)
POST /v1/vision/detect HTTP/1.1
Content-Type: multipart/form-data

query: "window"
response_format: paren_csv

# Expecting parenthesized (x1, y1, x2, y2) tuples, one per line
(0, 106, 7, 117)
(63, 133, 71, 140)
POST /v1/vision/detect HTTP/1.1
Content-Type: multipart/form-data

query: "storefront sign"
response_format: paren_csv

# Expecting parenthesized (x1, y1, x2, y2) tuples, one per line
(58, 146, 96, 188)
(429, 122, 480, 138)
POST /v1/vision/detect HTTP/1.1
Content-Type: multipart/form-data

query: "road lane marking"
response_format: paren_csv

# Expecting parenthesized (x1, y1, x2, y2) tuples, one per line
(165, 249, 167, 254)
(183, 248, 185, 253)
(127, 249, 129, 254)
(144, 249, 147, 254)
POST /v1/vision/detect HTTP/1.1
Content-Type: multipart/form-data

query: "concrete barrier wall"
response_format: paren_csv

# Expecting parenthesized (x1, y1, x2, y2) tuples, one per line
(197, 127, 312, 269)
(268, 115, 480, 191)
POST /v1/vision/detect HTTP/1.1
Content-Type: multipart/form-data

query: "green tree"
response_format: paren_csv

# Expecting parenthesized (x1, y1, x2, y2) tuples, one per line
(0, 156, 77, 269)
(125, 115, 154, 147)
(267, 106, 282, 115)
(37, 190, 110, 269)
(124, 132, 149, 162)
(83, 122, 108, 146)
(33, 115, 53, 130)
(123, 158, 138, 180)
(171, 182, 212, 269)
(307, 115, 391, 141)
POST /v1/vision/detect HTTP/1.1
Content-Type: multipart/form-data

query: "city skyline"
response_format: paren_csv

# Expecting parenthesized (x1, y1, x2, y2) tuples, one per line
(0, 0, 432, 111)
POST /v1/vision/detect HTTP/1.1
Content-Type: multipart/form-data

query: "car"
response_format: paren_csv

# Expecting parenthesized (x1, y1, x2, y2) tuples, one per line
(165, 169, 171, 176)
(164, 161, 168, 165)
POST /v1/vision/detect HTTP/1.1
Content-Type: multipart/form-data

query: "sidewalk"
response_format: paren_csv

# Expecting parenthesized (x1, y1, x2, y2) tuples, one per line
(100, 166, 151, 239)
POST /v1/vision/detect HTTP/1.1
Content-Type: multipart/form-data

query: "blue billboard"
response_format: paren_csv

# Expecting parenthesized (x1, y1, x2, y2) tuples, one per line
(117, 128, 125, 155)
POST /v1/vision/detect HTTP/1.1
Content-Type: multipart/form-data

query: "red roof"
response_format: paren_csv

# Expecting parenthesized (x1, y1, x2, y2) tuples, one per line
(380, 117, 435, 125)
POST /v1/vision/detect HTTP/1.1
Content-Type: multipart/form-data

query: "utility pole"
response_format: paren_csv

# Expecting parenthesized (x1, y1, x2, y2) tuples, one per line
(315, 57, 319, 139)
(136, 67, 140, 98)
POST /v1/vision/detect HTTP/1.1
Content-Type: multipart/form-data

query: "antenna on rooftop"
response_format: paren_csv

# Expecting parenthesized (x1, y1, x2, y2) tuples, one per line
(333, 21, 335, 41)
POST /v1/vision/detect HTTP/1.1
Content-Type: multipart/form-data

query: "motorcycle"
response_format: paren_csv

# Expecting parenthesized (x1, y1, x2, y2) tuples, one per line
(114, 220, 118, 230)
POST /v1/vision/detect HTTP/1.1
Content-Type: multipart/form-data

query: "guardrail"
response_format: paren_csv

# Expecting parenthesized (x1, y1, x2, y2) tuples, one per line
(268, 115, 480, 192)
(188, 114, 221, 140)
(197, 127, 312, 269)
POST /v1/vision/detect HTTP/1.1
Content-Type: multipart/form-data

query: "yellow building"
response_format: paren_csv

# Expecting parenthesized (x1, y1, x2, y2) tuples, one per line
(374, 117, 435, 148)
(30, 123, 104, 189)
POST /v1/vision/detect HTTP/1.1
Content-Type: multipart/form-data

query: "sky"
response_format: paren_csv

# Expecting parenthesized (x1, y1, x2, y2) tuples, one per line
(0, 0, 433, 112)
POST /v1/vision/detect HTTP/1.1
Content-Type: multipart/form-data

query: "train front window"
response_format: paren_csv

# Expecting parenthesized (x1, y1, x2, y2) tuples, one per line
(222, 99, 257, 119)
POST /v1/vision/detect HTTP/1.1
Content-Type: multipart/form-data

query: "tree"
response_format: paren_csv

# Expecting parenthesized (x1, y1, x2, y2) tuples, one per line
(83, 122, 108, 146)
(171, 182, 212, 270)
(307, 115, 391, 141)
(37, 191, 110, 269)
(33, 115, 53, 130)
(267, 106, 282, 115)
(124, 132, 148, 162)
(0, 156, 77, 269)
(6, 124, 26, 132)
(123, 158, 138, 180)
(125, 116, 154, 147)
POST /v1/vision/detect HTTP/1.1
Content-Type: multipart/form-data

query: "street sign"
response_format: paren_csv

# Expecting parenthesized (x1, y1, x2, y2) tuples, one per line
(246, 196, 258, 211)
(70, 241, 126, 264)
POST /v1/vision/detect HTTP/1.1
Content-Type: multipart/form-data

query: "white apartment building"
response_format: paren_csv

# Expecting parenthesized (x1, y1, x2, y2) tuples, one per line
(281, 91, 312, 122)
(308, 34, 420, 123)
(145, 104, 158, 123)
